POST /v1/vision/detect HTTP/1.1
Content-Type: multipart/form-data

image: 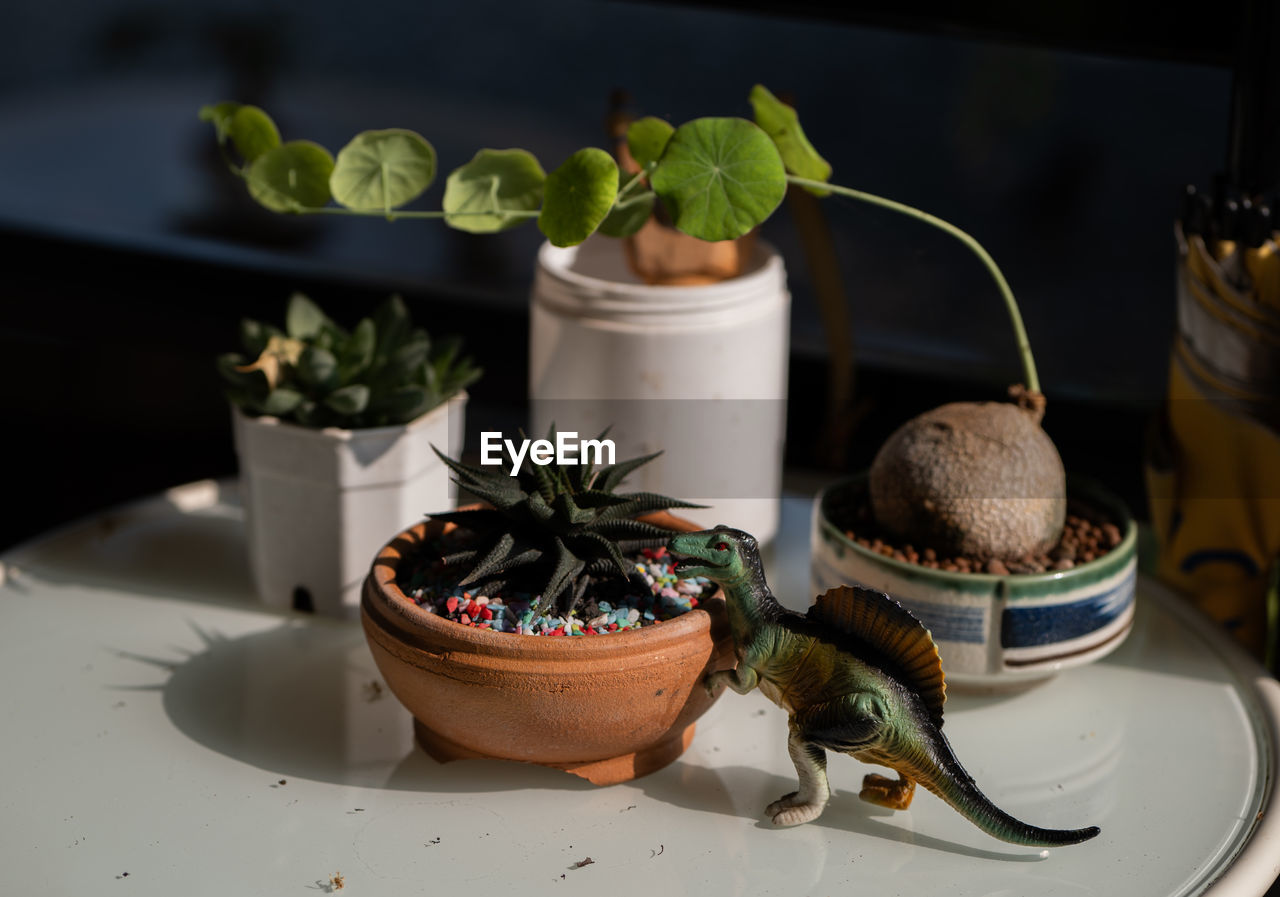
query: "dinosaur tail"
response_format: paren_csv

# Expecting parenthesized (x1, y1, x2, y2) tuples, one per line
(900, 726, 1100, 848)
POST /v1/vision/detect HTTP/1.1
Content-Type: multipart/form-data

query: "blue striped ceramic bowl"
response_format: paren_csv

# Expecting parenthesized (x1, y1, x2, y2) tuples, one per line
(810, 475, 1137, 688)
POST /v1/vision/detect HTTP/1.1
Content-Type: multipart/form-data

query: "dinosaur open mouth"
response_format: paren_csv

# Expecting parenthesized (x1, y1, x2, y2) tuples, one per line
(671, 552, 721, 575)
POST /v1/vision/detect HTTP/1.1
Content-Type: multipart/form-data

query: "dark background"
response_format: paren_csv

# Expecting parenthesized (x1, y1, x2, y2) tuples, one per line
(0, 0, 1255, 550)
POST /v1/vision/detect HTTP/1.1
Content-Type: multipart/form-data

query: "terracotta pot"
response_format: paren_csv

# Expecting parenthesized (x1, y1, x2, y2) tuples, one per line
(623, 218, 756, 285)
(360, 510, 733, 785)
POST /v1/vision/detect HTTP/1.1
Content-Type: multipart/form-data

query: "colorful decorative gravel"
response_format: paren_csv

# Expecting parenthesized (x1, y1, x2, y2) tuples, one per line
(397, 544, 716, 636)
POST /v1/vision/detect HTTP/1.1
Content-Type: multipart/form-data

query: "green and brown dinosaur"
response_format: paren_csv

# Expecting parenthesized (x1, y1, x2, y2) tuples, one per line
(669, 526, 1099, 848)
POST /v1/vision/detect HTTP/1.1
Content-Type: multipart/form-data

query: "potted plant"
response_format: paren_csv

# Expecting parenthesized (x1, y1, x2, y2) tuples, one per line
(198, 88, 811, 544)
(202, 88, 1136, 677)
(218, 291, 480, 617)
(359, 434, 734, 784)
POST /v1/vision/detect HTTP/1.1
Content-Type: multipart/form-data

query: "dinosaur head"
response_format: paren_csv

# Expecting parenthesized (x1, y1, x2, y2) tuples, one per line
(668, 526, 760, 585)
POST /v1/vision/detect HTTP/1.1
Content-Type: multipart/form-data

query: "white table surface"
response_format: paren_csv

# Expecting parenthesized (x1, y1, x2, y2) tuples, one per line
(2, 480, 1278, 897)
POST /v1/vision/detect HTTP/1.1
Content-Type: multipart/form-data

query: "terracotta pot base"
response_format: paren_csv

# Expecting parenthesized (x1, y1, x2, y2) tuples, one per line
(413, 718, 696, 786)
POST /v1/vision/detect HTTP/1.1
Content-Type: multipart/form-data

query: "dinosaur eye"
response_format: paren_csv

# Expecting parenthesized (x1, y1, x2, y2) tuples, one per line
(716, 542, 728, 551)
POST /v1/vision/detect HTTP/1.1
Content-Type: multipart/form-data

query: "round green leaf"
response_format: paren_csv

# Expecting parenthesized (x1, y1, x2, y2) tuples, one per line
(538, 148, 619, 248)
(199, 101, 242, 144)
(597, 190, 655, 238)
(229, 105, 281, 164)
(246, 141, 335, 212)
(330, 129, 436, 212)
(626, 117, 675, 170)
(749, 84, 832, 195)
(443, 148, 545, 233)
(649, 118, 786, 242)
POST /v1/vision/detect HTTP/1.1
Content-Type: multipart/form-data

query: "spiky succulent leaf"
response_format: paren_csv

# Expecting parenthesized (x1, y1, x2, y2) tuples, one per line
(597, 492, 706, 519)
(524, 490, 557, 524)
(532, 460, 557, 504)
(538, 537, 586, 615)
(431, 447, 496, 488)
(592, 518, 683, 542)
(439, 549, 481, 569)
(432, 448, 525, 510)
(569, 531, 632, 579)
(571, 490, 633, 510)
(595, 451, 663, 493)
(427, 430, 697, 618)
(551, 491, 594, 526)
(458, 532, 517, 586)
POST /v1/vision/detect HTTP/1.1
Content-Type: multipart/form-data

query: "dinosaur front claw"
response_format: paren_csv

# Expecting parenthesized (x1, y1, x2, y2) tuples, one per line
(766, 791, 828, 826)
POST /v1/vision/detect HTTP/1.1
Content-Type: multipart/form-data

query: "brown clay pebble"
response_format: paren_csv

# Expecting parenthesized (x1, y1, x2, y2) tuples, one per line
(830, 486, 1120, 578)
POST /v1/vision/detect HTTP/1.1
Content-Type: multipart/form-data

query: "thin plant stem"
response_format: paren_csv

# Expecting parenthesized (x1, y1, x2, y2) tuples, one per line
(787, 175, 1039, 394)
(293, 207, 542, 222)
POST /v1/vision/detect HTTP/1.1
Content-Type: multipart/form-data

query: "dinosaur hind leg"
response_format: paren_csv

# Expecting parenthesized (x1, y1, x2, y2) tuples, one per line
(859, 772, 916, 810)
(767, 731, 830, 826)
(771, 693, 888, 826)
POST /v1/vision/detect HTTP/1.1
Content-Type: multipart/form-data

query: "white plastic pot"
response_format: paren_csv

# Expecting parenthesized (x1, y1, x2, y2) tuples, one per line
(529, 236, 790, 544)
(232, 393, 466, 617)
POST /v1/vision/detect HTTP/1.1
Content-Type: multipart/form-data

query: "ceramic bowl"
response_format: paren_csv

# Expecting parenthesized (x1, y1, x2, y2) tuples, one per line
(810, 475, 1137, 688)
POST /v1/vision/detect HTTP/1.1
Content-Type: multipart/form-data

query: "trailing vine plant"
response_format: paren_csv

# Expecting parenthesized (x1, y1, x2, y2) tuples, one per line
(201, 85, 1037, 395)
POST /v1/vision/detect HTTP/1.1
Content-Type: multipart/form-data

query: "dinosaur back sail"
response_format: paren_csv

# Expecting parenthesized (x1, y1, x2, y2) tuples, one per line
(808, 585, 947, 729)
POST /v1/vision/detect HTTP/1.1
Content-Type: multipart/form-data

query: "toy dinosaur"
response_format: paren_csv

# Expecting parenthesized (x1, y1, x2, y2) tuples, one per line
(669, 526, 1100, 847)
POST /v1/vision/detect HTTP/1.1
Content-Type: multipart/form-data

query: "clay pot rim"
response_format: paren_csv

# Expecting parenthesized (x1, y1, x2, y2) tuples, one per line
(817, 472, 1137, 588)
(362, 507, 723, 658)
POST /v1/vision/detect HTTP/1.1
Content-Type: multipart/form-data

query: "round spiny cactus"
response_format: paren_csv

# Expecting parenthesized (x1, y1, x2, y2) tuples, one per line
(431, 433, 700, 617)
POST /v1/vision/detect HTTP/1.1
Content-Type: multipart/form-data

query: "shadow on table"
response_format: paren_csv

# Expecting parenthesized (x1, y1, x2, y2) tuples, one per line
(10, 479, 257, 610)
(633, 761, 1048, 863)
(126, 617, 1089, 862)
(124, 615, 599, 793)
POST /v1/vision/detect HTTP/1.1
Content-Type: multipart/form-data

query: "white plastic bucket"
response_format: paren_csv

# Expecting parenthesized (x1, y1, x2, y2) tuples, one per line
(232, 393, 466, 617)
(529, 236, 789, 544)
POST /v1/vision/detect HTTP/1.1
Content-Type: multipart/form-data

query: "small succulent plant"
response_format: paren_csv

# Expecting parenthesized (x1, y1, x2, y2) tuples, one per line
(217, 292, 481, 429)
(431, 432, 701, 617)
